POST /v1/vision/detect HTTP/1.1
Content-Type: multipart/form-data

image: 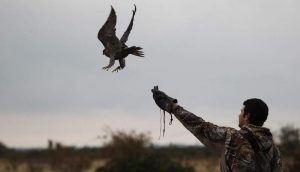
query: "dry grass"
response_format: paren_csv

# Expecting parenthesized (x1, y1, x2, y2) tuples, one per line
(176, 157, 220, 172)
(0, 157, 220, 172)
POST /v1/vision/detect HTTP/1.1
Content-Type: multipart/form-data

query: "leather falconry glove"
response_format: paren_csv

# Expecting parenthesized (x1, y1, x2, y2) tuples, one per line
(151, 86, 178, 114)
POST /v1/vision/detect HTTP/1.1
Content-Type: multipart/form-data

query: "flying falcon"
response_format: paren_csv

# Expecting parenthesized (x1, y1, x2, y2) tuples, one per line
(98, 5, 144, 72)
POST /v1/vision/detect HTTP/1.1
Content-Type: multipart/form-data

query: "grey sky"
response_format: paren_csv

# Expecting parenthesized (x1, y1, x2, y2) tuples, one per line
(0, 0, 299, 148)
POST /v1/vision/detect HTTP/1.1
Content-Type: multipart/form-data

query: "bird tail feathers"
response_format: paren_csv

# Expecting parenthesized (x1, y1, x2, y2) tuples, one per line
(127, 46, 144, 57)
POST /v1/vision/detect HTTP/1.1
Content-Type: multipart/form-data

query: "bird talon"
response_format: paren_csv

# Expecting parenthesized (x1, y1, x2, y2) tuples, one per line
(112, 66, 122, 72)
(102, 66, 111, 71)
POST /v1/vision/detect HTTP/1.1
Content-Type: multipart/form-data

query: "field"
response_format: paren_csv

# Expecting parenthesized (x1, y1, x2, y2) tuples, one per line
(1, 125, 299, 172)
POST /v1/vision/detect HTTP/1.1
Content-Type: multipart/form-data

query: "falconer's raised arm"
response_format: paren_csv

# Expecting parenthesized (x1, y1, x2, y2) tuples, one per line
(152, 86, 235, 147)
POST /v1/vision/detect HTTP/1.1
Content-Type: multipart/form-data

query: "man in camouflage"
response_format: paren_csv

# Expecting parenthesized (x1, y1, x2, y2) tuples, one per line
(151, 86, 282, 172)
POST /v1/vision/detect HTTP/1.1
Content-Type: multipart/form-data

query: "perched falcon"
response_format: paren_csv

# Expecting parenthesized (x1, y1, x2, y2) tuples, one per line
(98, 5, 144, 72)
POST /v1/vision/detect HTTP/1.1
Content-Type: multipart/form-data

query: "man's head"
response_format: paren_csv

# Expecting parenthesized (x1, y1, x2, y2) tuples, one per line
(239, 98, 269, 127)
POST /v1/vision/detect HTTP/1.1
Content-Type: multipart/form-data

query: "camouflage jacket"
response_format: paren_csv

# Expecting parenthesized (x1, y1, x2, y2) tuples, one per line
(172, 106, 282, 172)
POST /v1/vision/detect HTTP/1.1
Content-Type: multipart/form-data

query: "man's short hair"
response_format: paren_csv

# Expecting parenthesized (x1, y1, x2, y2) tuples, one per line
(243, 98, 269, 126)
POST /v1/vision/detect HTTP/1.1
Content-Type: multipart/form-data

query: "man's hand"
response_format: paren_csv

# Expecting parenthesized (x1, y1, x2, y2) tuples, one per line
(151, 86, 178, 113)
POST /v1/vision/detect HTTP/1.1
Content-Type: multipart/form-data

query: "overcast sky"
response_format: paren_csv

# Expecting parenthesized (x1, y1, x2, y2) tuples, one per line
(0, 0, 299, 148)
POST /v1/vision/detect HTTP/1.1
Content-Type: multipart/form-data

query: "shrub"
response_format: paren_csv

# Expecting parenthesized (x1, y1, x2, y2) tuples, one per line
(96, 130, 194, 172)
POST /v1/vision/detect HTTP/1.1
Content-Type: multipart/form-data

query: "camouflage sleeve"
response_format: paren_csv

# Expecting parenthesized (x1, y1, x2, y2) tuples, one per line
(271, 146, 283, 172)
(172, 105, 235, 147)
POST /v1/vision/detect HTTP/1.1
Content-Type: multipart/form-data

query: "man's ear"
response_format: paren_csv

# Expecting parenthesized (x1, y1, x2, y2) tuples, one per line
(244, 113, 251, 122)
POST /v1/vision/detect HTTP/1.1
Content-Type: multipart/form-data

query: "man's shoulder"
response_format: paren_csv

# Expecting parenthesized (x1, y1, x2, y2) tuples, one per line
(220, 126, 240, 139)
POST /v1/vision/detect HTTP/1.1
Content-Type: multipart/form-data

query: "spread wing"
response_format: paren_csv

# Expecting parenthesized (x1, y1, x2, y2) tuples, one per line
(98, 6, 121, 50)
(120, 4, 137, 45)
